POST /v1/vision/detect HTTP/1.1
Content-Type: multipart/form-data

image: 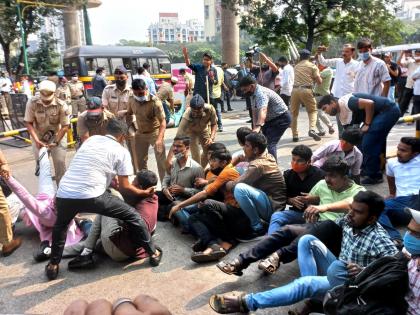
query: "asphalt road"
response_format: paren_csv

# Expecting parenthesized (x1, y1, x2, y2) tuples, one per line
(0, 99, 415, 314)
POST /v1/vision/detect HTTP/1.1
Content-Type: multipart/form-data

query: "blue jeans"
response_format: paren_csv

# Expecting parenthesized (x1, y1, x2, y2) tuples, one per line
(233, 183, 273, 231)
(378, 194, 417, 240)
(262, 112, 291, 162)
(210, 97, 223, 128)
(327, 260, 350, 288)
(268, 209, 305, 235)
(362, 104, 400, 179)
(388, 85, 395, 102)
(173, 204, 200, 234)
(161, 100, 171, 124)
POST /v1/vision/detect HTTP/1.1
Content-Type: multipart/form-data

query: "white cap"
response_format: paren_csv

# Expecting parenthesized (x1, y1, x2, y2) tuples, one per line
(170, 76, 178, 84)
(39, 80, 56, 102)
(406, 207, 420, 224)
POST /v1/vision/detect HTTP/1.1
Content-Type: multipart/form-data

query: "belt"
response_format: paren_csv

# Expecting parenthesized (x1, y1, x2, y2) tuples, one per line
(293, 85, 313, 89)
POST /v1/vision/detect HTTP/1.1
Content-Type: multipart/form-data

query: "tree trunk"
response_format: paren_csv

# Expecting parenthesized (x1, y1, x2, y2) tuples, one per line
(306, 23, 315, 51)
(2, 44, 11, 75)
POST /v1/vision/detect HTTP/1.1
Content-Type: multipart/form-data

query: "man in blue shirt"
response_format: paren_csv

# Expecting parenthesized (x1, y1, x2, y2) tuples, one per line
(182, 46, 218, 104)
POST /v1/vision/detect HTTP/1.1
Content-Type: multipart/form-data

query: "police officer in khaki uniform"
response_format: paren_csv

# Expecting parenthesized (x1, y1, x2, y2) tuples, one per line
(176, 94, 217, 166)
(68, 72, 86, 116)
(56, 76, 71, 105)
(24, 80, 70, 184)
(127, 79, 167, 181)
(157, 77, 178, 123)
(77, 97, 115, 143)
(102, 65, 137, 169)
(290, 49, 322, 142)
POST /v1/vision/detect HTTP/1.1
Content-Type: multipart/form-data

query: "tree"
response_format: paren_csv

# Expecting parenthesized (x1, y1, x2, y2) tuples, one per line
(223, 0, 403, 51)
(29, 32, 60, 76)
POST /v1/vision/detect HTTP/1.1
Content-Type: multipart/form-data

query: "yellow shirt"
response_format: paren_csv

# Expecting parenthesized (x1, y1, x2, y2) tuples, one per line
(294, 60, 320, 86)
(212, 66, 224, 99)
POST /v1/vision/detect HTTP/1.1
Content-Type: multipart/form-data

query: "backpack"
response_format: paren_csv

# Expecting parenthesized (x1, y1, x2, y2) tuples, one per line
(323, 253, 409, 315)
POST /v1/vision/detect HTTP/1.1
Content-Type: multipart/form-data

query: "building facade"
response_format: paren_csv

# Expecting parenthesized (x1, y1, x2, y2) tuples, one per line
(204, 0, 221, 42)
(397, 0, 420, 21)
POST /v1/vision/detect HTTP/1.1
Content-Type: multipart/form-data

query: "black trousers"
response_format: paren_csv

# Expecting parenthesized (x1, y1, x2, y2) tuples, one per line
(238, 220, 342, 267)
(280, 94, 291, 108)
(399, 87, 413, 116)
(50, 190, 155, 264)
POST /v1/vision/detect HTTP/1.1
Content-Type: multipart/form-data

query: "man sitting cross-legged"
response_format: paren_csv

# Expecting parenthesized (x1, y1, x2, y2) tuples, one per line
(65, 170, 159, 269)
(210, 191, 398, 313)
(217, 156, 364, 275)
(169, 150, 253, 263)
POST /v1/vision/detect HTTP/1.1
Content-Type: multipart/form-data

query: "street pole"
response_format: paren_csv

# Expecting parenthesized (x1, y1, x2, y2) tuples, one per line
(16, 2, 29, 74)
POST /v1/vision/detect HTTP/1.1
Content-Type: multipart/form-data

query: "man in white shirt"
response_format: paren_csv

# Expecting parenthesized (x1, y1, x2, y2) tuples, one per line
(353, 38, 391, 97)
(277, 56, 294, 108)
(132, 66, 156, 95)
(0, 71, 13, 118)
(398, 49, 420, 116)
(412, 64, 420, 133)
(379, 137, 420, 242)
(45, 118, 162, 281)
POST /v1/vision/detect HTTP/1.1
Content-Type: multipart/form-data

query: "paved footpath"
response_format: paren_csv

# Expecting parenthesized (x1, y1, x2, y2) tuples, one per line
(0, 99, 415, 314)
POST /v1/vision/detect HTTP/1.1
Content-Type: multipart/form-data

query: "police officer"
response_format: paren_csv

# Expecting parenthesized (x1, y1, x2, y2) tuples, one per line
(127, 79, 167, 181)
(175, 94, 217, 167)
(56, 76, 71, 105)
(68, 72, 86, 116)
(24, 80, 70, 184)
(102, 65, 137, 169)
(290, 49, 323, 142)
(157, 77, 178, 123)
(77, 97, 115, 143)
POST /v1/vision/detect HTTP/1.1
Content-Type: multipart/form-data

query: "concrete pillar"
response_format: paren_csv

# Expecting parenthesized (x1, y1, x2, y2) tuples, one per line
(221, 5, 239, 65)
(63, 9, 81, 48)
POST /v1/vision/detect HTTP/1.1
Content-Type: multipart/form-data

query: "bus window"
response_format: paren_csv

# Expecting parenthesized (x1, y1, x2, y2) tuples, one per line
(110, 58, 123, 70)
(158, 58, 171, 73)
(64, 60, 78, 76)
(86, 58, 98, 76)
(148, 58, 159, 74)
(138, 58, 148, 69)
(97, 58, 111, 73)
(131, 58, 138, 72)
(123, 58, 132, 71)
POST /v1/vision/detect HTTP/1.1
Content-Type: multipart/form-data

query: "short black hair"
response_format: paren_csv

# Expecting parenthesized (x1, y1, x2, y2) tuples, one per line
(221, 62, 228, 67)
(203, 52, 213, 60)
(321, 156, 349, 177)
(353, 191, 385, 218)
(106, 118, 128, 137)
(291, 145, 312, 161)
(278, 56, 288, 63)
(239, 76, 256, 88)
(210, 150, 232, 163)
(341, 127, 363, 146)
(357, 38, 372, 50)
(96, 67, 104, 74)
(132, 79, 147, 90)
(208, 142, 226, 152)
(137, 67, 146, 75)
(179, 68, 186, 74)
(174, 135, 190, 147)
(245, 132, 267, 154)
(317, 95, 338, 109)
(401, 137, 420, 153)
(136, 169, 158, 189)
(236, 127, 253, 146)
(143, 62, 150, 69)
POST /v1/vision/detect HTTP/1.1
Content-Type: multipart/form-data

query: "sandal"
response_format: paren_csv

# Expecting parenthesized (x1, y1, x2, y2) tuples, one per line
(209, 292, 249, 314)
(149, 246, 163, 267)
(258, 252, 280, 274)
(216, 258, 244, 276)
(191, 244, 226, 263)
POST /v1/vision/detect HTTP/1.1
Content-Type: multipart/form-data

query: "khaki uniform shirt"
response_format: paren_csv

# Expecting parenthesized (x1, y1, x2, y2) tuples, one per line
(102, 84, 132, 115)
(294, 60, 320, 87)
(126, 95, 165, 134)
(157, 82, 174, 102)
(55, 84, 71, 103)
(24, 96, 70, 137)
(176, 105, 217, 136)
(77, 109, 115, 137)
(184, 73, 195, 94)
(68, 81, 84, 98)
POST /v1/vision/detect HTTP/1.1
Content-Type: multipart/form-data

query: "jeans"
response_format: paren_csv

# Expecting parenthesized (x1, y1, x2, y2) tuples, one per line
(362, 104, 400, 179)
(161, 100, 171, 124)
(316, 109, 333, 134)
(50, 191, 156, 264)
(399, 87, 413, 116)
(413, 95, 420, 132)
(224, 90, 232, 110)
(210, 97, 223, 128)
(327, 260, 350, 288)
(280, 94, 290, 108)
(233, 183, 274, 231)
(173, 204, 200, 233)
(378, 194, 417, 240)
(262, 112, 291, 161)
(388, 85, 395, 102)
(268, 209, 305, 235)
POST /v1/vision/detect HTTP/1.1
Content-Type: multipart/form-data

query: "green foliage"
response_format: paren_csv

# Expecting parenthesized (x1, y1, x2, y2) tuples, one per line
(400, 20, 420, 43)
(28, 32, 60, 76)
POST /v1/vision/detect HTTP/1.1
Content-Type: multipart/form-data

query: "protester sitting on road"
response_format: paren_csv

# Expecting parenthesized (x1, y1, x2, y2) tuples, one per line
(45, 118, 162, 281)
(217, 156, 364, 276)
(66, 170, 159, 269)
(4, 147, 84, 262)
(318, 92, 400, 185)
(311, 127, 363, 183)
(157, 136, 204, 221)
(194, 142, 227, 189)
(268, 145, 325, 234)
(378, 137, 420, 243)
(231, 126, 252, 175)
(169, 150, 253, 263)
(226, 132, 287, 238)
(210, 191, 398, 314)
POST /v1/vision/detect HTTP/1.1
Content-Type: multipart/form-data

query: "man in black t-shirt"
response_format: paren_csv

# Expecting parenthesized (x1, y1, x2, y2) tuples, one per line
(384, 52, 400, 102)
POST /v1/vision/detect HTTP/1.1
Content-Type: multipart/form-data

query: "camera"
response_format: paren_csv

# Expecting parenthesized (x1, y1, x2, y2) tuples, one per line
(245, 44, 260, 58)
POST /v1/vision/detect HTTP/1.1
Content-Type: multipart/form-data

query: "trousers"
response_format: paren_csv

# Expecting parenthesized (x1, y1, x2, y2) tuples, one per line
(290, 88, 318, 137)
(189, 131, 211, 167)
(0, 186, 12, 245)
(261, 113, 291, 161)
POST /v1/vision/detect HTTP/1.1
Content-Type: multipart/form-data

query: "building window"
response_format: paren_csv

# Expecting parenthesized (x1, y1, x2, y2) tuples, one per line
(204, 5, 209, 19)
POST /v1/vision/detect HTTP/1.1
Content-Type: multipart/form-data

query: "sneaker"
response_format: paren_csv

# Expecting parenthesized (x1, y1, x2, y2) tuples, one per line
(34, 240, 51, 262)
(328, 126, 335, 134)
(292, 137, 299, 142)
(308, 130, 321, 141)
(218, 127, 223, 132)
(68, 253, 95, 270)
(361, 177, 384, 186)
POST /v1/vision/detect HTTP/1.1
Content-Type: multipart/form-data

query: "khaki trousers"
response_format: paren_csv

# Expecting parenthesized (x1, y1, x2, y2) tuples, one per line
(290, 88, 318, 137)
(0, 93, 11, 116)
(0, 186, 13, 245)
(190, 131, 211, 167)
(70, 97, 86, 116)
(135, 131, 167, 182)
(31, 136, 67, 185)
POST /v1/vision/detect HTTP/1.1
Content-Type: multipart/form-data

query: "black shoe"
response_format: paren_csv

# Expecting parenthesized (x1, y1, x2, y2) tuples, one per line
(227, 108, 234, 111)
(361, 176, 384, 186)
(293, 137, 299, 142)
(221, 110, 227, 113)
(317, 131, 326, 137)
(308, 130, 321, 141)
(34, 240, 51, 262)
(246, 119, 252, 123)
(218, 126, 223, 132)
(149, 246, 163, 267)
(45, 263, 59, 280)
(68, 253, 95, 270)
